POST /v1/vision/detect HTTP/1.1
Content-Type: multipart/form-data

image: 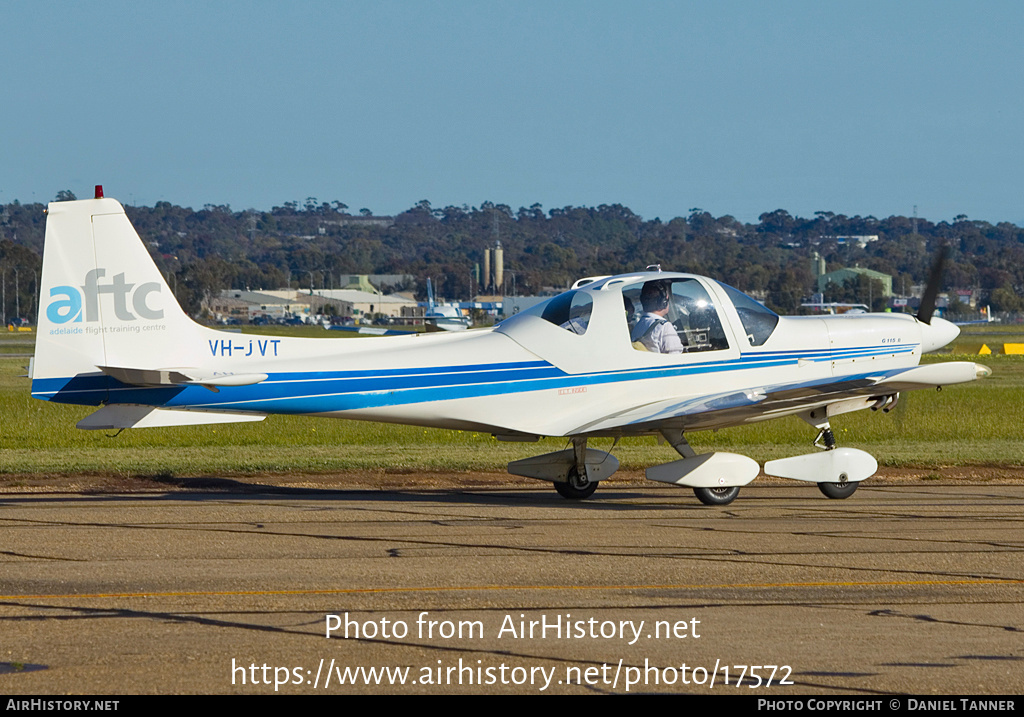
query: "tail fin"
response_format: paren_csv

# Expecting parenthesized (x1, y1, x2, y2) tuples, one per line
(32, 196, 203, 403)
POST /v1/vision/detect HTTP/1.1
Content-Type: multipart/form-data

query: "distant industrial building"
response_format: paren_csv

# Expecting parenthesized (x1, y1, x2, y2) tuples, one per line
(481, 242, 504, 294)
(501, 295, 549, 317)
(817, 267, 893, 297)
(307, 289, 418, 319)
(321, 216, 395, 229)
(214, 289, 354, 322)
(811, 252, 893, 298)
(212, 290, 309, 322)
(335, 274, 414, 292)
(815, 235, 880, 249)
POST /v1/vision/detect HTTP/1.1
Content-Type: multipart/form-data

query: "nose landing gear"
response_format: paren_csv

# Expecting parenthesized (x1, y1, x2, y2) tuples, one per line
(813, 426, 859, 499)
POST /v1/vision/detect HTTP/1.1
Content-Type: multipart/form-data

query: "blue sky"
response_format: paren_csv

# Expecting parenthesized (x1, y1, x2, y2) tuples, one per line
(3, 1, 1022, 224)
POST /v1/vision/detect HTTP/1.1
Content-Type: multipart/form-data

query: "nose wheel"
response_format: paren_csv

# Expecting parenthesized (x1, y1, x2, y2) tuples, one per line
(815, 425, 859, 499)
(817, 477, 858, 499)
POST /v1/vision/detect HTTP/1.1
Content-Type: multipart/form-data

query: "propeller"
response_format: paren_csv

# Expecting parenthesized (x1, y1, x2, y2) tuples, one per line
(916, 244, 949, 325)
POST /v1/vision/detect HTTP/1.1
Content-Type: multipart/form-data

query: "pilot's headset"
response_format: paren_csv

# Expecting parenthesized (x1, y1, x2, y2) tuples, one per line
(640, 281, 671, 313)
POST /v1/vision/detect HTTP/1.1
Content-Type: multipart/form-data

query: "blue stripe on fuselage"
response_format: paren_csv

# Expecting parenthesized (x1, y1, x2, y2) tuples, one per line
(31, 344, 919, 412)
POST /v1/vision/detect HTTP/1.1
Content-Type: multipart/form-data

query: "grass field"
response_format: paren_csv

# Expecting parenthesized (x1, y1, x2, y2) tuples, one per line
(1, 325, 1021, 478)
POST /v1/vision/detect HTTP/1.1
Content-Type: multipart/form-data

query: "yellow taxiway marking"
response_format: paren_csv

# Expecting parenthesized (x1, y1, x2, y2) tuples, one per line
(2, 578, 1022, 600)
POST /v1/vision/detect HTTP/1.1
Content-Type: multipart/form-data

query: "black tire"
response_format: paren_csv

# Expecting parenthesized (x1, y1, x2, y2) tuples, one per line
(817, 480, 858, 499)
(693, 486, 740, 506)
(554, 467, 598, 500)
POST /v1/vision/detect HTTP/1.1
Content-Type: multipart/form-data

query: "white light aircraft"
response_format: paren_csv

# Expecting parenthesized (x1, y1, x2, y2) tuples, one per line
(32, 190, 991, 504)
(424, 278, 472, 331)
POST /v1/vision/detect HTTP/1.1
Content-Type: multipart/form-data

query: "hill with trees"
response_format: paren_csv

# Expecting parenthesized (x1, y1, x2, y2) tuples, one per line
(1, 192, 1021, 321)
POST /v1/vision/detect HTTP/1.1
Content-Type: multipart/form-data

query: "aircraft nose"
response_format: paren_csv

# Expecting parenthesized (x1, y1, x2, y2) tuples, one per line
(919, 316, 960, 353)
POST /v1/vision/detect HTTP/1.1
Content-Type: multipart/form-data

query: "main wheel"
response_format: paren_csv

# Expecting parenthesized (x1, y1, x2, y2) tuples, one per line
(554, 466, 598, 500)
(693, 486, 740, 506)
(818, 480, 858, 499)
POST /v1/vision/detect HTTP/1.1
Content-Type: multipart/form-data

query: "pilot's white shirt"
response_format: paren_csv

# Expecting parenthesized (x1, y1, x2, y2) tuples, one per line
(631, 313, 684, 353)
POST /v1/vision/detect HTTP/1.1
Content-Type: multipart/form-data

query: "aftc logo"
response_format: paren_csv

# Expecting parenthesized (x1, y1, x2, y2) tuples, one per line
(47, 269, 164, 324)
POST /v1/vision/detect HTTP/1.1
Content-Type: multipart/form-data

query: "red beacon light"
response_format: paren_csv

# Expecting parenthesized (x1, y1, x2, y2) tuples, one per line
(95, 185, 104, 199)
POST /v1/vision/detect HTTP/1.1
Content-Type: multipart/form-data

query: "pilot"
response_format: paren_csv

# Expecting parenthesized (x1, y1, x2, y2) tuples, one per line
(631, 281, 684, 353)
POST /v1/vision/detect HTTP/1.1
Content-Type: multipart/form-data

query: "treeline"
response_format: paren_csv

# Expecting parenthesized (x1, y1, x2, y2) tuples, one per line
(1, 194, 1023, 320)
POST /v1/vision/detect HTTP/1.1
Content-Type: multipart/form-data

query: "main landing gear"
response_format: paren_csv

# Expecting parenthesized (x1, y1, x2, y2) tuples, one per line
(692, 486, 741, 506)
(505, 436, 619, 500)
(650, 428, 756, 506)
(555, 437, 599, 500)
(554, 465, 597, 500)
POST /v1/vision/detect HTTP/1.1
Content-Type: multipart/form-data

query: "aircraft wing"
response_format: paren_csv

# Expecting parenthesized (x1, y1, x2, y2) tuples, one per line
(571, 361, 989, 435)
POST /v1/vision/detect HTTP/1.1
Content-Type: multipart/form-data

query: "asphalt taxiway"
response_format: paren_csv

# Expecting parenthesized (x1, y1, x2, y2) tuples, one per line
(1, 482, 1021, 694)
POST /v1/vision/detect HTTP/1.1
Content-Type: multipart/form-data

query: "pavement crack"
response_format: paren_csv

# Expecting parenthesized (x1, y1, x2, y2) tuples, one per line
(868, 608, 1023, 633)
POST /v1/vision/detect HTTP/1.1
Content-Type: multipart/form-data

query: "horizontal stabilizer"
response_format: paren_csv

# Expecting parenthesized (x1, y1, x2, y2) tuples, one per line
(328, 325, 415, 336)
(77, 405, 266, 430)
(98, 366, 268, 392)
